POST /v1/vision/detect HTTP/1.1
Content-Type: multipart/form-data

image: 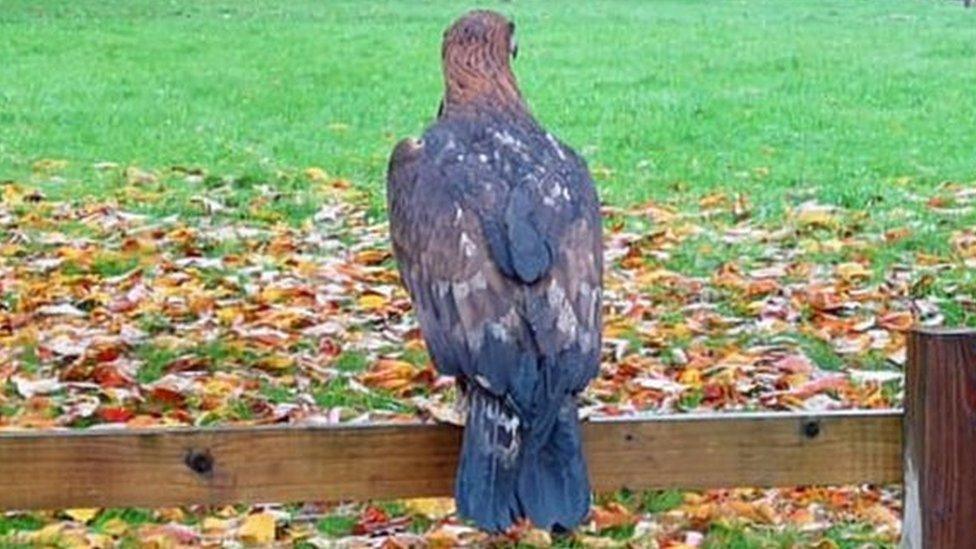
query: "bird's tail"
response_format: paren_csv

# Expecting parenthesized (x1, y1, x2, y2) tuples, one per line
(455, 389, 590, 533)
(516, 396, 591, 532)
(455, 389, 522, 531)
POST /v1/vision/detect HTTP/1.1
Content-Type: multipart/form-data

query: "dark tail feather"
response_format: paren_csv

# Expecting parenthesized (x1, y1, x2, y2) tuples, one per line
(455, 389, 522, 533)
(516, 397, 590, 531)
(456, 390, 591, 533)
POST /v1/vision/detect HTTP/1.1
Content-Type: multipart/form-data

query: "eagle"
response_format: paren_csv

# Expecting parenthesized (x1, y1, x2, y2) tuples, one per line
(387, 10, 603, 532)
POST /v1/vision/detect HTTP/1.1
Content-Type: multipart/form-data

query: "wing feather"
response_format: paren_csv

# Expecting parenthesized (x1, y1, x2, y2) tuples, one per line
(387, 125, 602, 416)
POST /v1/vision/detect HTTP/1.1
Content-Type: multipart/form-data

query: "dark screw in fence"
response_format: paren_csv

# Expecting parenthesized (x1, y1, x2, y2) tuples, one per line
(185, 449, 214, 477)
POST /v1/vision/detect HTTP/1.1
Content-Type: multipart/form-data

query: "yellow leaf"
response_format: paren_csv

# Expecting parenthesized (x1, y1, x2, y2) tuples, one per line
(636, 268, 678, 285)
(57, 245, 91, 265)
(426, 526, 460, 548)
(520, 528, 552, 547)
(216, 306, 243, 325)
(304, 167, 329, 182)
(58, 531, 91, 549)
(33, 158, 69, 172)
(202, 516, 231, 534)
(33, 523, 66, 544)
(256, 355, 294, 371)
(0, 243, 22, 256)
(952, 230, 976, 258)
(156, 507, 185, 522)
(678, 368, 702, 388)
(215, 505, 239, 518)
(86, 534, 115, 548)
(286, 522, 316, 542)
(203, 378, 236, 397)
(357, 294, 387, 310)
(795, 208, 838, 228)
(259, 287, 287, 303)
(403, 497, 456, 519)
(64, 508, 99, 523)
(698, 192, 727, 209)
(124, 166, 157, 185)
(837, 262, 871, 282)
(238, 512, 276, 544)
(100, 517, 129, 536)
(3, 184, 24, 204)
(602, 317, 635, 338)
(671, 322, 692, 340)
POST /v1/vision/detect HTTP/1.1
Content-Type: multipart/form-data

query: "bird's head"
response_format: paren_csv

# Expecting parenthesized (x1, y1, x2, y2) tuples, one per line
(441, 10, 525, 117)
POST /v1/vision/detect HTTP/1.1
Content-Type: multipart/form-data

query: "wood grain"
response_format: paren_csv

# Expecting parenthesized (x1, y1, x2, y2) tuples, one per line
(902, 328, 976, 549)
(0, 410, 901, 510)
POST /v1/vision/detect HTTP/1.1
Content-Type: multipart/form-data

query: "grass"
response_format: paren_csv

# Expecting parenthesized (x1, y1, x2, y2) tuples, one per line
(333, 350, 368, 374)
(1, 0, 974, 217)
(702, 523, 804, 549)
(0, 515, 44, 536)
(313, 377, 410, 413)
(134, 344, 178, 384)
(642, 489, 685, 514)
(316, 515, 357, 538)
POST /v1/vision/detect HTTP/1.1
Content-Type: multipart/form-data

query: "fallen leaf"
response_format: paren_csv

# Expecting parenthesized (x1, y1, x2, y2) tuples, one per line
(305, 167, 329, 182)
(591, 502, 636, 531)
(64, 508, 99, 523)
(238, 512, 276, 544)
(403, 497, 456, 520)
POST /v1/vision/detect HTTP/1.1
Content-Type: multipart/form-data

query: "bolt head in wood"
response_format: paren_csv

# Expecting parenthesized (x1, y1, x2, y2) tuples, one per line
(185, 449, 214, 476)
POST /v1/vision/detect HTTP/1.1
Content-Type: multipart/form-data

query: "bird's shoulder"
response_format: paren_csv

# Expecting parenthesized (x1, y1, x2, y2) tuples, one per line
(419, 116, 591, 196)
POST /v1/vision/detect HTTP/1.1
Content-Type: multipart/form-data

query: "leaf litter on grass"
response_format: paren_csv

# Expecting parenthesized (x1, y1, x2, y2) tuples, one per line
(1, 169, 975, 546)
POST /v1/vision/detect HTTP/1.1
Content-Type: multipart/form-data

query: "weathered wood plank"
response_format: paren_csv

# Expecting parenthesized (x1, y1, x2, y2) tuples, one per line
(902, 328, 976, 549)
(0, 410, 902, 510)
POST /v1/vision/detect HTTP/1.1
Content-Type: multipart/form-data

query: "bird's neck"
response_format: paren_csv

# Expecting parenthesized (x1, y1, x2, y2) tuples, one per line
(441, 57, 528, 118)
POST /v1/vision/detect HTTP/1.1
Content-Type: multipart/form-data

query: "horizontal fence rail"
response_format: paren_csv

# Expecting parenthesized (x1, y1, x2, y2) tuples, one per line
(0, 409, 902, 510)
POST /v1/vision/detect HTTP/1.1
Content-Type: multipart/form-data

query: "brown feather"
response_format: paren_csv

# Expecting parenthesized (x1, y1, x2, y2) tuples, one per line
(441, 10, 525, 117)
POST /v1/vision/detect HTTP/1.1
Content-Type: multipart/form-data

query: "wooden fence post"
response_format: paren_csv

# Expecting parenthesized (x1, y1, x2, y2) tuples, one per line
(902, 327, 976, 548)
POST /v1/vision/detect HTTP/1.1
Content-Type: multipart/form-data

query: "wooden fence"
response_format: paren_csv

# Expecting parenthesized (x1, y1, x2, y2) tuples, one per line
(1, 328, 974, 547)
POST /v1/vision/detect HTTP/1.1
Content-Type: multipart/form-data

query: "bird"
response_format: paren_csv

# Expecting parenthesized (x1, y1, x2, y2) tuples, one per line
(387, 10, 603, 533)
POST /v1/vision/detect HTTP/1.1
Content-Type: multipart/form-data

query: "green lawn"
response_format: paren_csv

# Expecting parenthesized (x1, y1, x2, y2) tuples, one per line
(2, 0, 974, 212)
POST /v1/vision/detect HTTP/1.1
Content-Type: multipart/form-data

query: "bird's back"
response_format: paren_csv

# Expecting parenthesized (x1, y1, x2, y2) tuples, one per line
(421, 112, 600, 283)
(386, 11, 602, 532)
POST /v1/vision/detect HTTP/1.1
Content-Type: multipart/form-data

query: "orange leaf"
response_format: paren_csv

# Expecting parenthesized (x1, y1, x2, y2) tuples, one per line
(150, 386, 186, 406)
(98, 407, 134, 423)
(878, 311, 913, 331)
(354, 249, 391, 266)
(360, 359, 430, 395)
(591, 502, 636, 531)
(92, 364, 128, 388)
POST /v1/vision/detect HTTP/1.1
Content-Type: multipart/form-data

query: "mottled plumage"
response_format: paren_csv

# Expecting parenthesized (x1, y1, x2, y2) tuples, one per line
(387, 10, 602, 533)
